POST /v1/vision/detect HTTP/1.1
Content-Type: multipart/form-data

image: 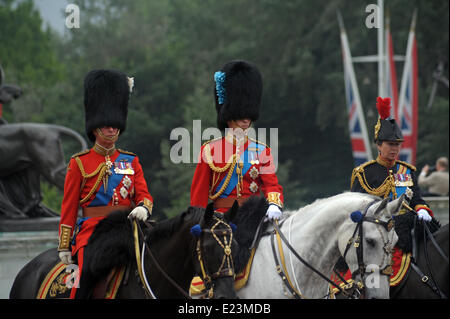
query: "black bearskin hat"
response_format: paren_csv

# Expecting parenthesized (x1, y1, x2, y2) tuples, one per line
(214, 60, 262, 131)
(374, 97, 404, 143)
(84, 69, 131, 142)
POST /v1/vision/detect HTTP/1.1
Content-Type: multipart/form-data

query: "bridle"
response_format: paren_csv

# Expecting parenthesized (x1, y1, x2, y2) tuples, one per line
(194, 215, 236, 298)
(271, 198, 397, 299)
(132, 214, 235, 299)
(335, 199, 396, 298)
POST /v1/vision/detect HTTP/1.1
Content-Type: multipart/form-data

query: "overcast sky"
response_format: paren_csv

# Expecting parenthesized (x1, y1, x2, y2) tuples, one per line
(33, 0, 71, 34)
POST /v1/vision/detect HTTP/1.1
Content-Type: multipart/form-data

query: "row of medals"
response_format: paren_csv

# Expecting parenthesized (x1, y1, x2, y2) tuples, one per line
(235, 140, 260, 194)
(104, 155, 133, 205)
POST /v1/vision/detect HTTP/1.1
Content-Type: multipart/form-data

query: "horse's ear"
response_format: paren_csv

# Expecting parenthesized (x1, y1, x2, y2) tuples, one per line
(224, 200, 239, 223)
(204, 202, 215, 224)
(387, 194, 406, 216)
(373, 197, 389, 216)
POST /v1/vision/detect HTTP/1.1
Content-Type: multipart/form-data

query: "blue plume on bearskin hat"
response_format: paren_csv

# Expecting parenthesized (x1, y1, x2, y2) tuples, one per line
(84, 69, 130, 142)
(214, 60, 262, 130)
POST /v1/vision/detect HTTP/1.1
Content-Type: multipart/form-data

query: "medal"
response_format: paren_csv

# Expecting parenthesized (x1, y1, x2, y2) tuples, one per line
(249, 166, 259, 179)
(123, 175, 132, 189)
(249, 181, 259, 193)
(114, 160, 135, 175)
(120, 186, 128, 199)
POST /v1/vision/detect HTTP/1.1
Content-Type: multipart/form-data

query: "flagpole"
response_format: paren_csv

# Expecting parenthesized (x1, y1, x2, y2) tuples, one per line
(378, 0, 386, 98)
(398, 9, 417, 121)
(338, 12, 373, 161)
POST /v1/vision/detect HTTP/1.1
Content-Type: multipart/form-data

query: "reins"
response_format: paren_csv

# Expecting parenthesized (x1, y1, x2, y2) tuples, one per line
(333, 199, 395, 298)
(131, 214, 236, 299)
(132, 220, 192, 299)
(409, 217, 448, 299)
(271, 220, 347, 298)
(271, 199, 395, 299)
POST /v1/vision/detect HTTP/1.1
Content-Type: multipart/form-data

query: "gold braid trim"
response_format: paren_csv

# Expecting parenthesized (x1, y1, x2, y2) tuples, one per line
(208, 156, 238, 201)
(74, 156, 108, 204)
(352, 165, 396, 199)
(204, 144, 235, 173)
(203, 142, 244, 200)
(350, 160, 376, 189)
(374, 118, 381, 141)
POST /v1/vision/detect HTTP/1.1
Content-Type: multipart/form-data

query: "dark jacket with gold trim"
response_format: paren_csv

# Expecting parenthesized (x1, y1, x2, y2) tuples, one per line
(350, 157, 432, 215)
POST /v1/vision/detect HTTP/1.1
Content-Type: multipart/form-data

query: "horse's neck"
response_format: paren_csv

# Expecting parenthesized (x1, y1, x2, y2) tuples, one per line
(285, 206, 345, 266)
(147, 227, 197, 297)
(279, 203, 349, 295)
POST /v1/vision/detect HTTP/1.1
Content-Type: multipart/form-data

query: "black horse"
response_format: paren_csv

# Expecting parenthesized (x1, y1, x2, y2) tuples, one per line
(391, 222, 448, 299)
(10, 203, 239, 299)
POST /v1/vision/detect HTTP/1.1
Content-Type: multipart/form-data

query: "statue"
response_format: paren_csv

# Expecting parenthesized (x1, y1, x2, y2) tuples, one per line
(0, 65, 87, 220)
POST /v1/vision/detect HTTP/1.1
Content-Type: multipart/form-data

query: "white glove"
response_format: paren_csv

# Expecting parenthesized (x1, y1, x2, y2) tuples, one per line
(128, 206, 149, 222)
(266, 204, 283, 220)
(417, 209, 432, 222)
(59, 251, 73, 265)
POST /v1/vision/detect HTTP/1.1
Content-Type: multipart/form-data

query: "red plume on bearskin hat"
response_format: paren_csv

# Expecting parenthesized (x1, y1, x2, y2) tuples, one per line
(84, 69, 130, 142)
(374, 96, 404, 143)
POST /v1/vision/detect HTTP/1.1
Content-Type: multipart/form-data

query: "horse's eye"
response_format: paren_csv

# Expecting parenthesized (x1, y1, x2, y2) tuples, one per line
(366, 238, 376, 247)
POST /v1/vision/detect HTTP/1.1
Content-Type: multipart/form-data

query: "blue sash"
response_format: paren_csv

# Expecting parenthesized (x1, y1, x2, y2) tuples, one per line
(215, 142, 266, 198)
(88, 153, 135, 207)
(388, 163, 412, 200)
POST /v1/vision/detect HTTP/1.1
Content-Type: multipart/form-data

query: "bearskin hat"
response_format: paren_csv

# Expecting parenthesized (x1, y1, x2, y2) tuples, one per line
(214, 60, 262, 131)
(84, 69, 130, 142)
(374, 97, 404, 143)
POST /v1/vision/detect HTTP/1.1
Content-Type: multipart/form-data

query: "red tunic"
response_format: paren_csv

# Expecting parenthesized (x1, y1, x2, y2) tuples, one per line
(191, 134, 283, 213)
(58, 147, 153, 254)
(58, 147, 153, 298)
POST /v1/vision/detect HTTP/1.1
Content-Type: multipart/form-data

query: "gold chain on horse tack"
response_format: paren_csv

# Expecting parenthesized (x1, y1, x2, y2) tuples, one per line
(196, 216, 235, 298)
(209, 217, 234, 277)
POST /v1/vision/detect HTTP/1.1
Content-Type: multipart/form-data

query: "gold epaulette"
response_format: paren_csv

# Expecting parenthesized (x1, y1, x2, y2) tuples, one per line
(202, 136, 222, 147)
(396, 160, 417, 171)
(248, 137, 269, 148)
(350, 159, 395, 198)
(117, 149, 136, 156)
(350, 160, 376, 188)
(71, 149, 90, 158)
(357, 159, 377, 170)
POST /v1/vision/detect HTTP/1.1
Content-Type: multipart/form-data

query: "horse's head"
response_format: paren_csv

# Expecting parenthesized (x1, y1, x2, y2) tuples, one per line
(190, 201, 239, 299)
(340, 194, 405, 299)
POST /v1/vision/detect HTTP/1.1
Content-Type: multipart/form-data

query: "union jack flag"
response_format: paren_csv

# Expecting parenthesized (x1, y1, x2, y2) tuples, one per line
(385, 15, 399, 121)
(344, 67, 372, 167)
(339, 13, 373, 167)
(398, 14, 418, 165)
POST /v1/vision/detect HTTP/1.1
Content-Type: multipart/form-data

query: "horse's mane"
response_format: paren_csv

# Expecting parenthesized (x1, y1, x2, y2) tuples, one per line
(285, 192, 380, 219)
(232, 196, 268, 273)
(78, 207, 204, 298)
(231, 193, 381, 272)
(146, 206, 204, 242)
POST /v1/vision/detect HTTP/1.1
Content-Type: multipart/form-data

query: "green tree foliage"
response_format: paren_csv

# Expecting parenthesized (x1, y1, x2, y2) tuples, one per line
(1, 0, 448, 218)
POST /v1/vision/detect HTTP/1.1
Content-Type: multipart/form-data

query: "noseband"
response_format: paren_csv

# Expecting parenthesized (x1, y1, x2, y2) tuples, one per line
(339, 200, 396, 297)
(195, 215, 235, 298)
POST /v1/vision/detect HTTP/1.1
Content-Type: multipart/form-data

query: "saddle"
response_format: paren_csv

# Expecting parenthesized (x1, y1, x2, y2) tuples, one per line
(37, 261, 127, 299)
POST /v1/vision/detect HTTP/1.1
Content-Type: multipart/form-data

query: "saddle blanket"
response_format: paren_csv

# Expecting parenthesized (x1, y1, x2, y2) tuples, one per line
(36, 262, 125, 299)
(190, 248, 256, 295)
(331, 249, 412, 294)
